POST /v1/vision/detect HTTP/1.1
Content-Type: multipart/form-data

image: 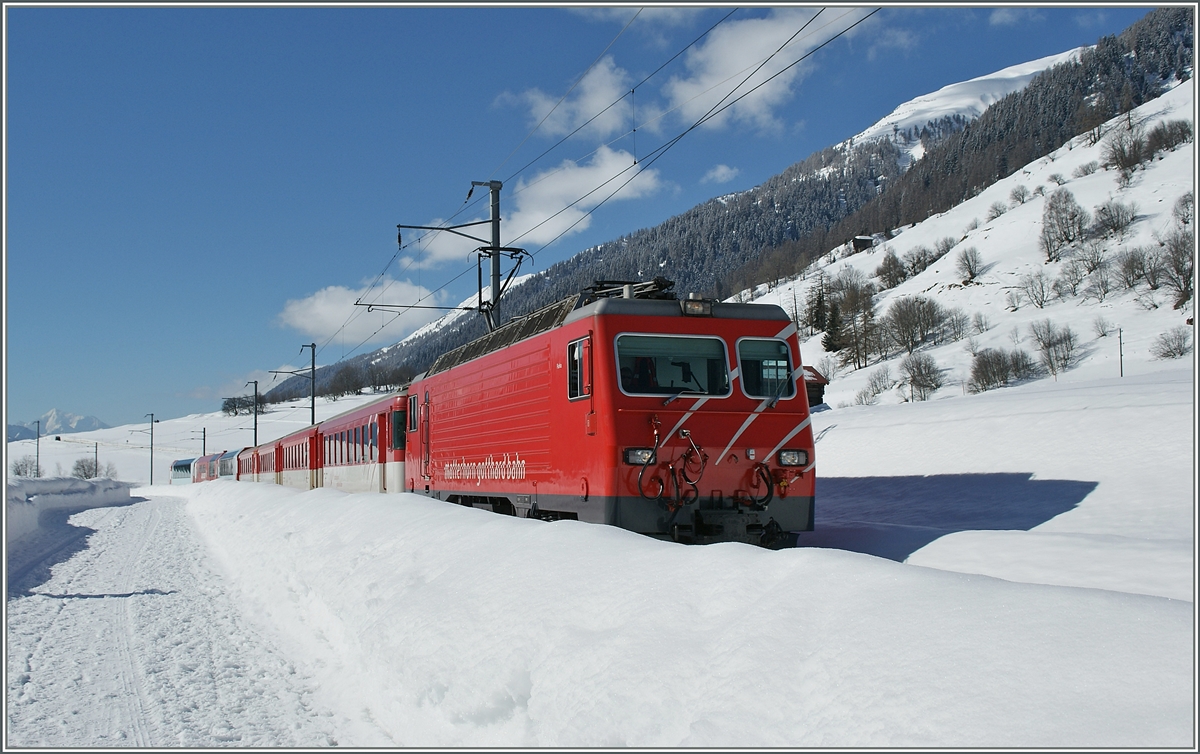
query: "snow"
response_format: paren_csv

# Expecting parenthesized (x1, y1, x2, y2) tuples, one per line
(7, 477, 133, 546)
(845, 47, 1086, 164)
(752, 78, 1196, 413)
(4, 56, 1195, 750)
(7, 361, 1190, 746)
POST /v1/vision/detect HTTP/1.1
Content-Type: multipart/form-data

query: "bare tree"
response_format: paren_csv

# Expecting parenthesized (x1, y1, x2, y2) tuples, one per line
(1093, 199, 1138, 240)
(1150, 326, 1193, 359)
(328, 364, 366, 398)
(1083, 265, 1112, 302)
(1072, 160, 1100, 178)
(1076, 240, 1109, 275)
(72, 458, 99, 479)
(1102, 122, 1148, 178)
(986, 201, 1008, 221)
(10, 455, 42, 477)
(1171, 191, 1193, 227)
(874, 248, 907, 289)
(1019, 270, 1054, 308)
(1009, 184, 1031, 205)
(971, 312, 991, 334)
(955, 247, 982, 281)
(1160, 226, 1194, 308)
(945, 307, 970, 341)
(1053, 260, 1088, 298)
(1029, 319, 1079, 378)
(1041, 188, 1091, 261)
(1113, 247, 1148, 290)
(883, 296, 946, 354)
(900, 352, 943, 401)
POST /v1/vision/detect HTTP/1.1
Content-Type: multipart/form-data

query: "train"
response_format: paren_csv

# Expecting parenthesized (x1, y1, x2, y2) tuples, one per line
(172, 280, 817, 547)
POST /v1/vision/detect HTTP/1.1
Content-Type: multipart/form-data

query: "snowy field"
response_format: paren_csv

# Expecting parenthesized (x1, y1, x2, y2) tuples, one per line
(5, 365, 1193, 747)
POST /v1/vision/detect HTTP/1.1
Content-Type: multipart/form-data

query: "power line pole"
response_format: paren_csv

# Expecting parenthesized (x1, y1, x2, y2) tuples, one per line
(305, 344, 316, 425)
(472, 179, 503, 328)
(192, 428, 206, 455)
(34, 420, 40, 478)
(145, 413, 158, 485)
(1119, 327, 1124, 377)
(270, 343, 318, 426)
(246, 380, 259, 446)
(95, 442, 99, 478)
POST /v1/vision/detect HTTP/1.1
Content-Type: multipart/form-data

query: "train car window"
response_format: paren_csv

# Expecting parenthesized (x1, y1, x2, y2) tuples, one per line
(408, 396, 418, 431)
(391, 411, 407, 450)
(615, 335, 730, 396)
(737, 338, 796, 399)
(567, 338, 591, 400)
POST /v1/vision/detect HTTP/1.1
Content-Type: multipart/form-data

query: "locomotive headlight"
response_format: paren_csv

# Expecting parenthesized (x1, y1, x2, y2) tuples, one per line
(680, 297, 713, 316)
(777, 449, 808, 467)
(625, 448, 657, 465)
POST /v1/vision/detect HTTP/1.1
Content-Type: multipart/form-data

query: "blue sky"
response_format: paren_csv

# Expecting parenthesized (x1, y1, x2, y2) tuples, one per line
(5, 5, 1155, 427)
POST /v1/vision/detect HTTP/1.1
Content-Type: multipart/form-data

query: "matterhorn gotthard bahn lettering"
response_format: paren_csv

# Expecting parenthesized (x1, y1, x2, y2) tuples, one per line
(5, 8, 1194, 749)
(443, 454, 527, 483)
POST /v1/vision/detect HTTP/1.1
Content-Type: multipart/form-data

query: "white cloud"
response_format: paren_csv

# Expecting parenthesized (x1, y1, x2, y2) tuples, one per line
(506, 145, 662, 247)
(661, 8, 872, 132)
(570, 7, 704, 28)
(276, 277, 445, 346)
(865, 27, 918, 61)
(989, 8, 1045, 27)
(701, 164, 739, 184)
(516, 56, 641, 141)
(407, 146, 662, 261)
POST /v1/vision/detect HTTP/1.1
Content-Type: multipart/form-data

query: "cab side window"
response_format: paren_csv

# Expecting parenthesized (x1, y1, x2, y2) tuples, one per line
(567, 338, 590, 400)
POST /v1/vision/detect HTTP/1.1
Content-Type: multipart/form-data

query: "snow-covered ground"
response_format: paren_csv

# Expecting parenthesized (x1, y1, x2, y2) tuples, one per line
(6, 364, 1192, 747)
(5, 50, 1194, 750)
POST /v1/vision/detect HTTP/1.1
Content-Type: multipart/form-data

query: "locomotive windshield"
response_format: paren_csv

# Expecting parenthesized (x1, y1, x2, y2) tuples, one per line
(737, 338, 795, 399)
(616, 334, 730, 396)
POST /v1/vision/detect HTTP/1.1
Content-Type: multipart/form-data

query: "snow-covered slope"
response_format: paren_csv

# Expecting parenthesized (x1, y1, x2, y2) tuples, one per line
(846, 47, 1086, 163)
(750, 78, 1195, 409)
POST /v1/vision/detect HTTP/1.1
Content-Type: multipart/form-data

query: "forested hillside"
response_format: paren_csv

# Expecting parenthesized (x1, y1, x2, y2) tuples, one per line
(264, 7, 1192, 404)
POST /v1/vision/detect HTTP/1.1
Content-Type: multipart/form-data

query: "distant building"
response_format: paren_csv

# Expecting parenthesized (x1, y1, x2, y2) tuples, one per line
(852, 236, 874, 252)
(802, 365, 829, 407)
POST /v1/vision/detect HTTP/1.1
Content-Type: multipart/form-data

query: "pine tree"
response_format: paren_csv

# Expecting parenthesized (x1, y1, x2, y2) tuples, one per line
(822, 301, 844, 352)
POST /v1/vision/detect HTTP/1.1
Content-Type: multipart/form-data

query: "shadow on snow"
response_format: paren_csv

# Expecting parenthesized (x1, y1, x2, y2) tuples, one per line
(6, 497, 148, 599)
(794, 473, 1098, 562)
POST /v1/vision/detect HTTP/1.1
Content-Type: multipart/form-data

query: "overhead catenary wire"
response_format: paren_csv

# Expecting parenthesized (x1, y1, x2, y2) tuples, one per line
(513, 8, 879, 254)
(489, 8, 643, 181)
(328, 8, 747, 349)
(500, 7, 856, 218)
(302, 8, 877, 370)
(376, 8, 837, 314)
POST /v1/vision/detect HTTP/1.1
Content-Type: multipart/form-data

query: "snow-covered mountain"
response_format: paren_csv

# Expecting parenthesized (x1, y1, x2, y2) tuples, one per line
(19, 409, 111, 435)
(747, 78, 1194, 407)
(844, 47, 1087, 165)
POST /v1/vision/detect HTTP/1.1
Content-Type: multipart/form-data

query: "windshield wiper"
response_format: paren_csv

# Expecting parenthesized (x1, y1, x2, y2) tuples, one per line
(766, 368, 797, 409)
(663, 388, 706, 406)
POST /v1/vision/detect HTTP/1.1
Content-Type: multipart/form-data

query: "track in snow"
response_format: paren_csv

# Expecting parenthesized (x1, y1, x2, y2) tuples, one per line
(5, 496, 341, 747)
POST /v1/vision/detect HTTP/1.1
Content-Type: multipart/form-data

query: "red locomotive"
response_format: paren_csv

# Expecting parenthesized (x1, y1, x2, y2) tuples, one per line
(177, 280, 815, 547)
(403, 280, 814, 546)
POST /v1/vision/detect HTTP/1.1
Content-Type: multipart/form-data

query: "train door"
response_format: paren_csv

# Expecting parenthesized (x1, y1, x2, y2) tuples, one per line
(405, 393, 419, 492)
(420, 390, 432, 481)
(567, 334, 596, 435)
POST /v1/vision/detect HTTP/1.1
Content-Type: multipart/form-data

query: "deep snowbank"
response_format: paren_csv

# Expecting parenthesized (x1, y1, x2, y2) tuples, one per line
(187, 478, 1192, 748)
(6, 477, 133, 545)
